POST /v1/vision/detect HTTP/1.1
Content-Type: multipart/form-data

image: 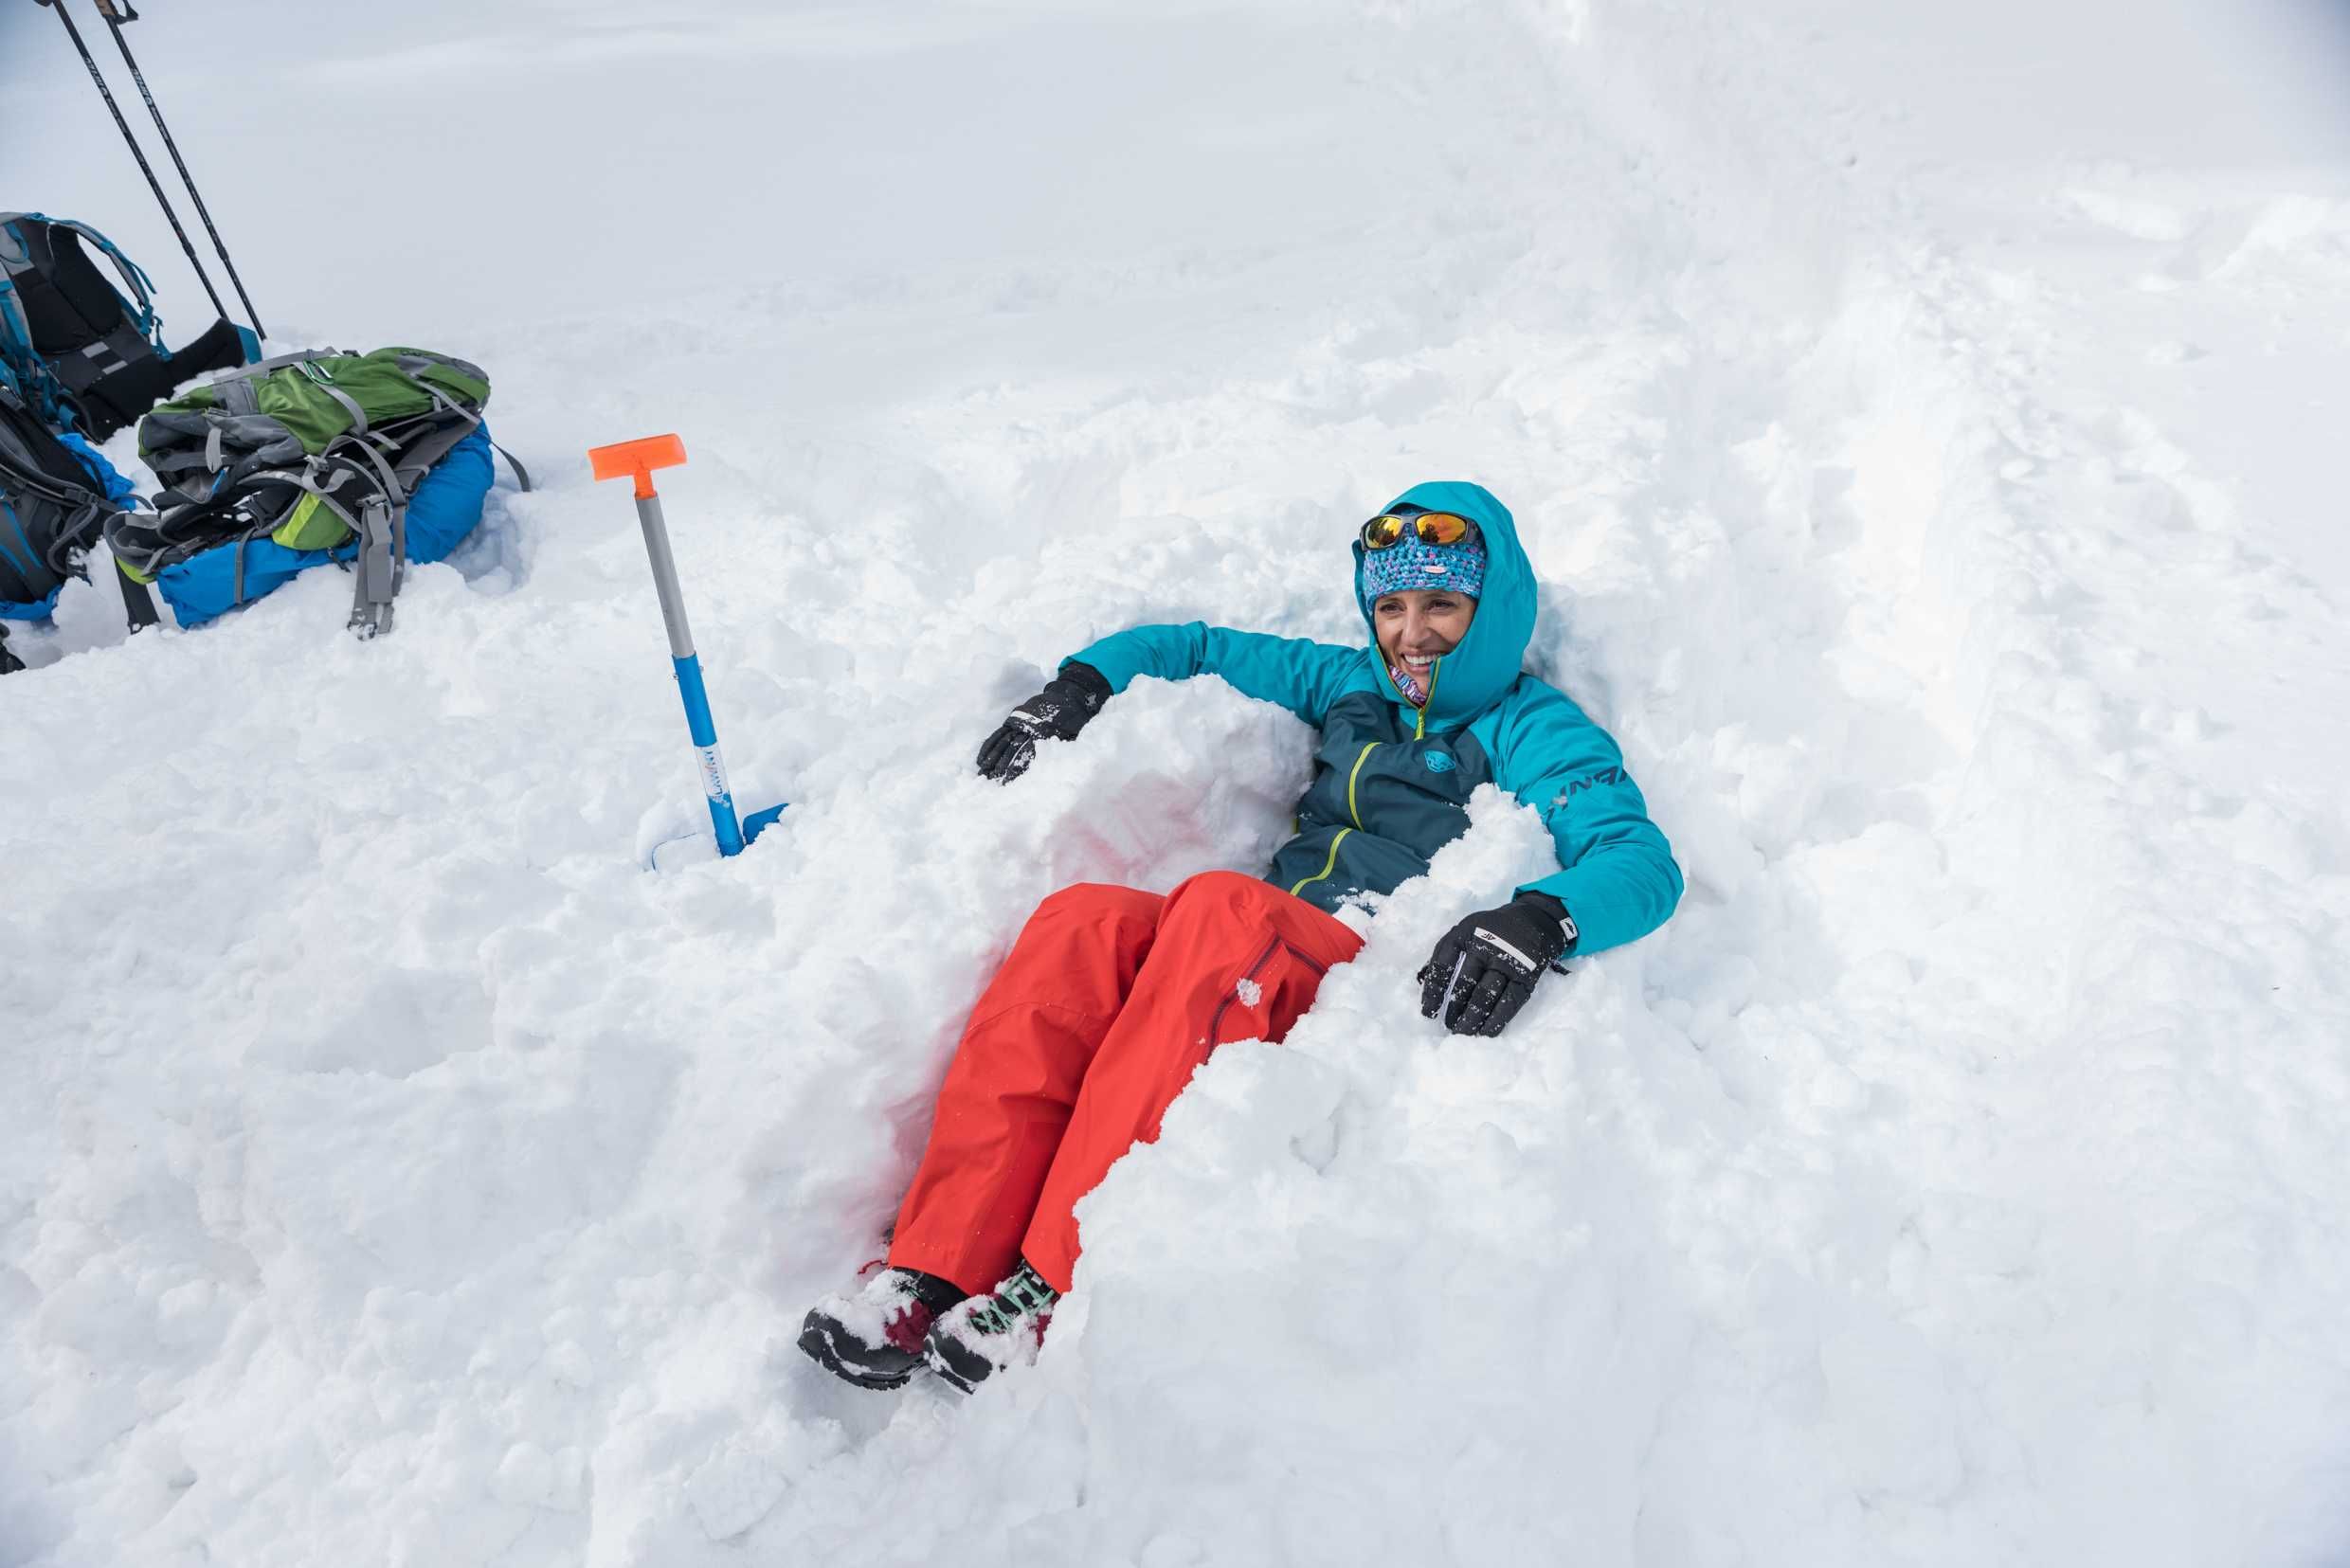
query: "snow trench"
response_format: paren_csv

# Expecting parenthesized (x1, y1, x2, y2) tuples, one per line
(4, 1, 2348, 1564)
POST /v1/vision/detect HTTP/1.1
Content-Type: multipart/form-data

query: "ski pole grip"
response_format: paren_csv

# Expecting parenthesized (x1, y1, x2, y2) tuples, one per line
(588, 433, 687, 499)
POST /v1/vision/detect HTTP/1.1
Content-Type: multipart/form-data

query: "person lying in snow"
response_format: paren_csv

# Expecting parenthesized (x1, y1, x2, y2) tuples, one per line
(800, 479, 1682, 1394)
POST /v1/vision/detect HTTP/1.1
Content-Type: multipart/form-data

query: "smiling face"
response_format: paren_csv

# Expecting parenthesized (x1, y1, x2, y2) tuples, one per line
(1373, 587, 1477, 698)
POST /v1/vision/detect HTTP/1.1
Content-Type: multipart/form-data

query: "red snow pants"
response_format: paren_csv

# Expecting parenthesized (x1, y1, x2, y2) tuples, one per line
(886, 871, 1363, 1295)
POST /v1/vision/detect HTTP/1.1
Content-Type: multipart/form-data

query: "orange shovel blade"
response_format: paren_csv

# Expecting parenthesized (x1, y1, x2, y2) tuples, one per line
(588, 433, 688, 497)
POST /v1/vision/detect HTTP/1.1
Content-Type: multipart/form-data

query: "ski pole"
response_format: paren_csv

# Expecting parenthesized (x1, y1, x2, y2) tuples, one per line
(588, 433, 786, 857)
(88, 0, 268, 338)
(36, 0, 231, 326)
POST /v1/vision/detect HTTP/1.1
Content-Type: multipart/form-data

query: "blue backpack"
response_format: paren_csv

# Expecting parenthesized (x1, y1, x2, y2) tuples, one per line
(0, 211, 256, 440)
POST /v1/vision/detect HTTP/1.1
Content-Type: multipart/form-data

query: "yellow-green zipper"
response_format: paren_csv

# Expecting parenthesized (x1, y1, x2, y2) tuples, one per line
(1344, 740, 1378, 827)
(1288, 828, 1352, 898)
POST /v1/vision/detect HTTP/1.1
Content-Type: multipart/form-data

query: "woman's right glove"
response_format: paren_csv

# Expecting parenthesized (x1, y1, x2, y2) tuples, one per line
(975, 661, 1113, 783)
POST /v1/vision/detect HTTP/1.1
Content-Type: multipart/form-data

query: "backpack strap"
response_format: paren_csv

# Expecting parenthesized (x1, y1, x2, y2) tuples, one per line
(293, 358, 372, 436)
(346, 493, 401, 640)
(495, 442, 533, 492)
(116, 559, 160, 630)
(401, 377, 481, 456)
(29, 214, 161, 344)
(385, 419, 474, 494)
(353, 367, 486, 499)
(336, 433, 407, 506)
(0, 263, 73, 430)
(220, 346, 344, 382)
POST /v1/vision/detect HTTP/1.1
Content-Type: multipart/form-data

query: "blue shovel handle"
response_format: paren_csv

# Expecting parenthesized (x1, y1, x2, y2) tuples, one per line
(671, 651, 746, 856)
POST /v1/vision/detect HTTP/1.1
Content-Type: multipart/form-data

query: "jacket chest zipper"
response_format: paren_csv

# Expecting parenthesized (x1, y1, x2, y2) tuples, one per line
(1344, 740, 1378, 828)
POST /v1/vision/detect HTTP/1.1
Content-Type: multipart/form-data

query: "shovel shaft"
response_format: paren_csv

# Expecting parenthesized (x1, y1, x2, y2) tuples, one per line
(634, 491, 745, 855)
(673, 650, 746, 857)
(633, 492, 697, 659)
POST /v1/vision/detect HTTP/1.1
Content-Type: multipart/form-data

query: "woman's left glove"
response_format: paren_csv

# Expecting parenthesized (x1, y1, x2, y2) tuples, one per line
(1418, 892, 1577, 1036)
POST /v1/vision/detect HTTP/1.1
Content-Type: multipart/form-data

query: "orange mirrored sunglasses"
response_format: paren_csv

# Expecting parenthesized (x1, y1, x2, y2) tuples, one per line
(1360, 511, 1481, 550)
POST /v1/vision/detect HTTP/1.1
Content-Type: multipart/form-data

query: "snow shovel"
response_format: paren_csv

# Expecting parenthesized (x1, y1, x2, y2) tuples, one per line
(588, 433, 785, 862)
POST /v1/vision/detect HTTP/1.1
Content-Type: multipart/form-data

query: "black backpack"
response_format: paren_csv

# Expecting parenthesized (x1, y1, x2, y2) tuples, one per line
(0, 211, 252, 441)
(0, 383, 129, 671)
(0, 387, 113, 603)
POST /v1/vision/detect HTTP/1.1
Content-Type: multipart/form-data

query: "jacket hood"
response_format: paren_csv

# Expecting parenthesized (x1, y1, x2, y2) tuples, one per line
(1353, 479, 1533, 729)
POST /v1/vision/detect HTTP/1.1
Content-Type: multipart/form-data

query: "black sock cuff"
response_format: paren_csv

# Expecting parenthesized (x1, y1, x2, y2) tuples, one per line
(903, 1269, 969, 1312)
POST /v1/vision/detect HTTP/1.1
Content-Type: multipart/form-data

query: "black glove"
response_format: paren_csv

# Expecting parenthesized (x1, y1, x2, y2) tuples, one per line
(1418, 892, 1577, 1036)
(975, 661, 1112, 783)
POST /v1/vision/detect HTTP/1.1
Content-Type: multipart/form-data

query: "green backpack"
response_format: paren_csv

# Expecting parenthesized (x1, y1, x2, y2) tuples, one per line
(109, 346, 526, 637)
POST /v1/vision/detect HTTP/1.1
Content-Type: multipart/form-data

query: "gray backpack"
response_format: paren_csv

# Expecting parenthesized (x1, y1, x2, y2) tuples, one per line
(109, 346, 527, 638)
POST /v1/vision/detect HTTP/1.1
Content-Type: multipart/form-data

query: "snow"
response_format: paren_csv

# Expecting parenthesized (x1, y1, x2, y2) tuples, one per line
(5, 1, 2350, 1564)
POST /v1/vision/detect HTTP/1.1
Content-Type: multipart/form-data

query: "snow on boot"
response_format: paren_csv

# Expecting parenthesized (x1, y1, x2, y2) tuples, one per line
(923, 1257, 1058, 1394)
(798, 1267, 967, 1391)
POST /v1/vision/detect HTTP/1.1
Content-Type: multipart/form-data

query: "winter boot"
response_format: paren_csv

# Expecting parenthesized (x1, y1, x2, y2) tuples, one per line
(923, 1257, 1059, 1394)
(798, 1267, 967, 1391)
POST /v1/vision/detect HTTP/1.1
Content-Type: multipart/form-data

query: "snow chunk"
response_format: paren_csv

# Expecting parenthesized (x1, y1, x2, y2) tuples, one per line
(491, 1443, 584, 1513)
(686, 1443, 789, 1542)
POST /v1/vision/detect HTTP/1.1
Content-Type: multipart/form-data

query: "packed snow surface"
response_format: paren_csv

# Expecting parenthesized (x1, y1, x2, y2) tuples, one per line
(6, 1, 2350, 1563)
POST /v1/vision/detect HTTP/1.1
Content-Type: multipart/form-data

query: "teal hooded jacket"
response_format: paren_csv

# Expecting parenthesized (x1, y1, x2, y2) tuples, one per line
(1067, 481, 1682, 955)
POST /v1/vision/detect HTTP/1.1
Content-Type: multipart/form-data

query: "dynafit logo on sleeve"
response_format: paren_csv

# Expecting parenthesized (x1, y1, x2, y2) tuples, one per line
(1423, 750, 1456, 773)
(1548, 766, 1625, 811)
